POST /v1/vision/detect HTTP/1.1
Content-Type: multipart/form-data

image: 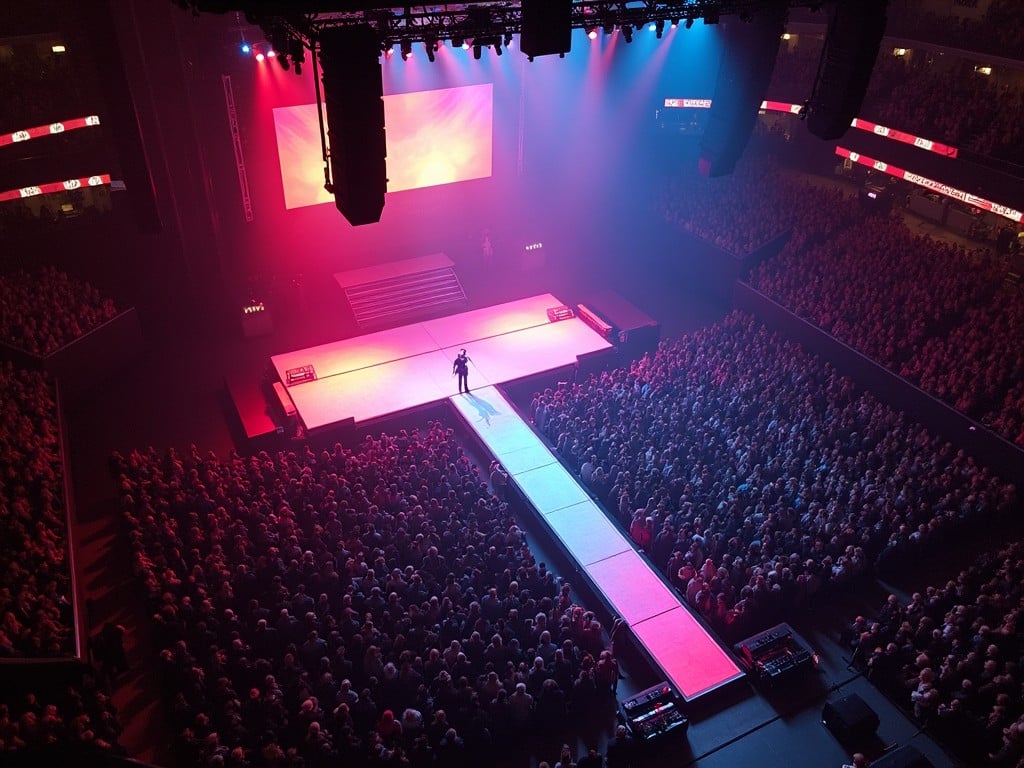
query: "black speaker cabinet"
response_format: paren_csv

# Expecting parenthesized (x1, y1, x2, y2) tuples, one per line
(822, 694, 880, 741)
(869, 745, 934, 768)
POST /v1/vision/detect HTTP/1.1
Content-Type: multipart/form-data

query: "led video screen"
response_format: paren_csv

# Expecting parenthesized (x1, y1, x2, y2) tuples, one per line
(273, 83, 493, 210)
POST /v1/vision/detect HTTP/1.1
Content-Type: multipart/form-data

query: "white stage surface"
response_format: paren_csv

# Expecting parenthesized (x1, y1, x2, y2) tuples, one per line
(271, 294, 612, 430)
(449, 386, 745, 703)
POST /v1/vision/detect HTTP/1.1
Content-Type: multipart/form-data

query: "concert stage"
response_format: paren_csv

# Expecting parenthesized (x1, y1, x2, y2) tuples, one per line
(270, 294, 613, 431)
(450, 385, 745, 703)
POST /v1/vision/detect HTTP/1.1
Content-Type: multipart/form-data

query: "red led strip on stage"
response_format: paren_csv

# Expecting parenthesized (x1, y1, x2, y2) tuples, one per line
(850, 118, 958, 158)
(0, 174, 112, 203)
(0, 115, 102, 148)
(835, 146, 1022, 223)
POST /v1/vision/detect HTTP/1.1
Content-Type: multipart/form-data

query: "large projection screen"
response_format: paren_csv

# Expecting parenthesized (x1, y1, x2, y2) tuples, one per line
(273, 83, 493, 210)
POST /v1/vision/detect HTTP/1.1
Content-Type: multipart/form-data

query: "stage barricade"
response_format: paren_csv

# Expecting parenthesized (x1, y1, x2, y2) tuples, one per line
(735, 281, 1024, 484)
(661, 222, 792, 300)
(0, 308, 144, 404)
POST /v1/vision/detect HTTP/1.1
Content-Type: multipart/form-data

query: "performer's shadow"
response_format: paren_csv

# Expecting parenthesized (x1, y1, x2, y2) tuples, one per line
(466, 392, 500, 426)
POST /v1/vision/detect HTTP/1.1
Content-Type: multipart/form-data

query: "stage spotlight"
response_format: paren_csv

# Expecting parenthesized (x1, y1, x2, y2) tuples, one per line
(452, 36, 464, 48)
(400, 39, 412, 60)
(255, 52, 265, 62)
(473, 42, 482, 59)
(622, 25, 633, 43)
(278, 53, 290, 70)
(503, 32, 513, 48)
(655, 19, 665, 38)
(670, 18, 680, 28)
(494, 41, 503, 55)
(384, 46, 394, 58)
(425, 38, 437, 62)
(602, 20, 614, 35)
(587, 27, 598, 40)
(241, 42, 251, 54)
(648, 22, 657, 32)
(267, 50, 277, 58)
(685, 17, 694, 29)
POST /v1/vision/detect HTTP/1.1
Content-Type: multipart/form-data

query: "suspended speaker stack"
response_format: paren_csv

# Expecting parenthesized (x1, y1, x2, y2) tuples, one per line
(807, 0, 888, 141)
(319, 25, 388, 226)
(699, 2, 788, 177)
(521, 0, 572, 59)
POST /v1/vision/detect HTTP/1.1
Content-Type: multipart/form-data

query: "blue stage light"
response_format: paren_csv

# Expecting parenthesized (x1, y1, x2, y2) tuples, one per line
(241, 43, 251, 54)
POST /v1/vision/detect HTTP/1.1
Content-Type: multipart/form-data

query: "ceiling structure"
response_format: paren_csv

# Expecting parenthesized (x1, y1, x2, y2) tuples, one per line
(173, 1, 827, 54)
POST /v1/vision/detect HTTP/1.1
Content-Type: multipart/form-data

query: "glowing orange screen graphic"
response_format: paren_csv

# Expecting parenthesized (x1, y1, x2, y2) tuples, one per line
(273, 83, 493, 210)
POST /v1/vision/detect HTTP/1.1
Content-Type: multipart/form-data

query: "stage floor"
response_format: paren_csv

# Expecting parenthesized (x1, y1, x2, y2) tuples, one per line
(270, 294, 612, 430)
(450, 385, 745, 703)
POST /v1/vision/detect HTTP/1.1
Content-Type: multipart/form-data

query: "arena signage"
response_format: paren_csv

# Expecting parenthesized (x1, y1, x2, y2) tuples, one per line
(836, 146, 1022, 223)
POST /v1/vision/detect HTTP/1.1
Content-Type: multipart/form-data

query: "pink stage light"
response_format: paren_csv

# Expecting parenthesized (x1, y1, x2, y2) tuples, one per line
(588, 29, 598, 40)
(255, 52, 265, 62)
(267, 50, 277, 58)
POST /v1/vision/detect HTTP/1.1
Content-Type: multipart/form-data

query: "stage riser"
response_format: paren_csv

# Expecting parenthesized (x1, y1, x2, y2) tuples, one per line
(344, 267, 466, 327)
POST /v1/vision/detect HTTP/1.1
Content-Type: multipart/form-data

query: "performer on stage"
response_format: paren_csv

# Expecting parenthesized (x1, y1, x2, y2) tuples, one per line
(453, 348, 472, 393)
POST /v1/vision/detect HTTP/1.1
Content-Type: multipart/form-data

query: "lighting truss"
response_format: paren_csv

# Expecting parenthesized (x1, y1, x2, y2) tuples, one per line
(180, 2, 825, 54)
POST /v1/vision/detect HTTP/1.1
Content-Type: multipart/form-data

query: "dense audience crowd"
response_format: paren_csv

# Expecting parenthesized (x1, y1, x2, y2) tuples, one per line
(751, 215, 1001, 370)
(0, 362, 75, 658)
(655, 160, 860, 258)
(884, 0, 1024, 64)
(769, 11, 1024, 168)
(0, 677, 125, 756)
(846, 540, 1024, 766)
(745, 204, 1024, 445)
(115, 427, 620, 767)
(863, 56, 1024, 168)
(0, 266, 119, 356)
(901, 281, 1024, 445)
(529, 312, 1017, 639)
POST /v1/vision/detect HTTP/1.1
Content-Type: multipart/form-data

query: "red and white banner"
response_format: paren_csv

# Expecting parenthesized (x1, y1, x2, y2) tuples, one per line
(663, 98, 712, 109)
(0, 174, 112, 203)
(0, 115, 101, 148)
(849, 118, 958, 158)
(760, 100, 805, 115)
(836, 146, 1022, 223)
(665, 98, 961, 160)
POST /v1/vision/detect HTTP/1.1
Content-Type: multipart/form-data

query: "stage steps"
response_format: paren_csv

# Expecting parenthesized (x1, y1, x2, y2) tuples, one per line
(334, 254, 466, 328)
(344, 266, 466, 327)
